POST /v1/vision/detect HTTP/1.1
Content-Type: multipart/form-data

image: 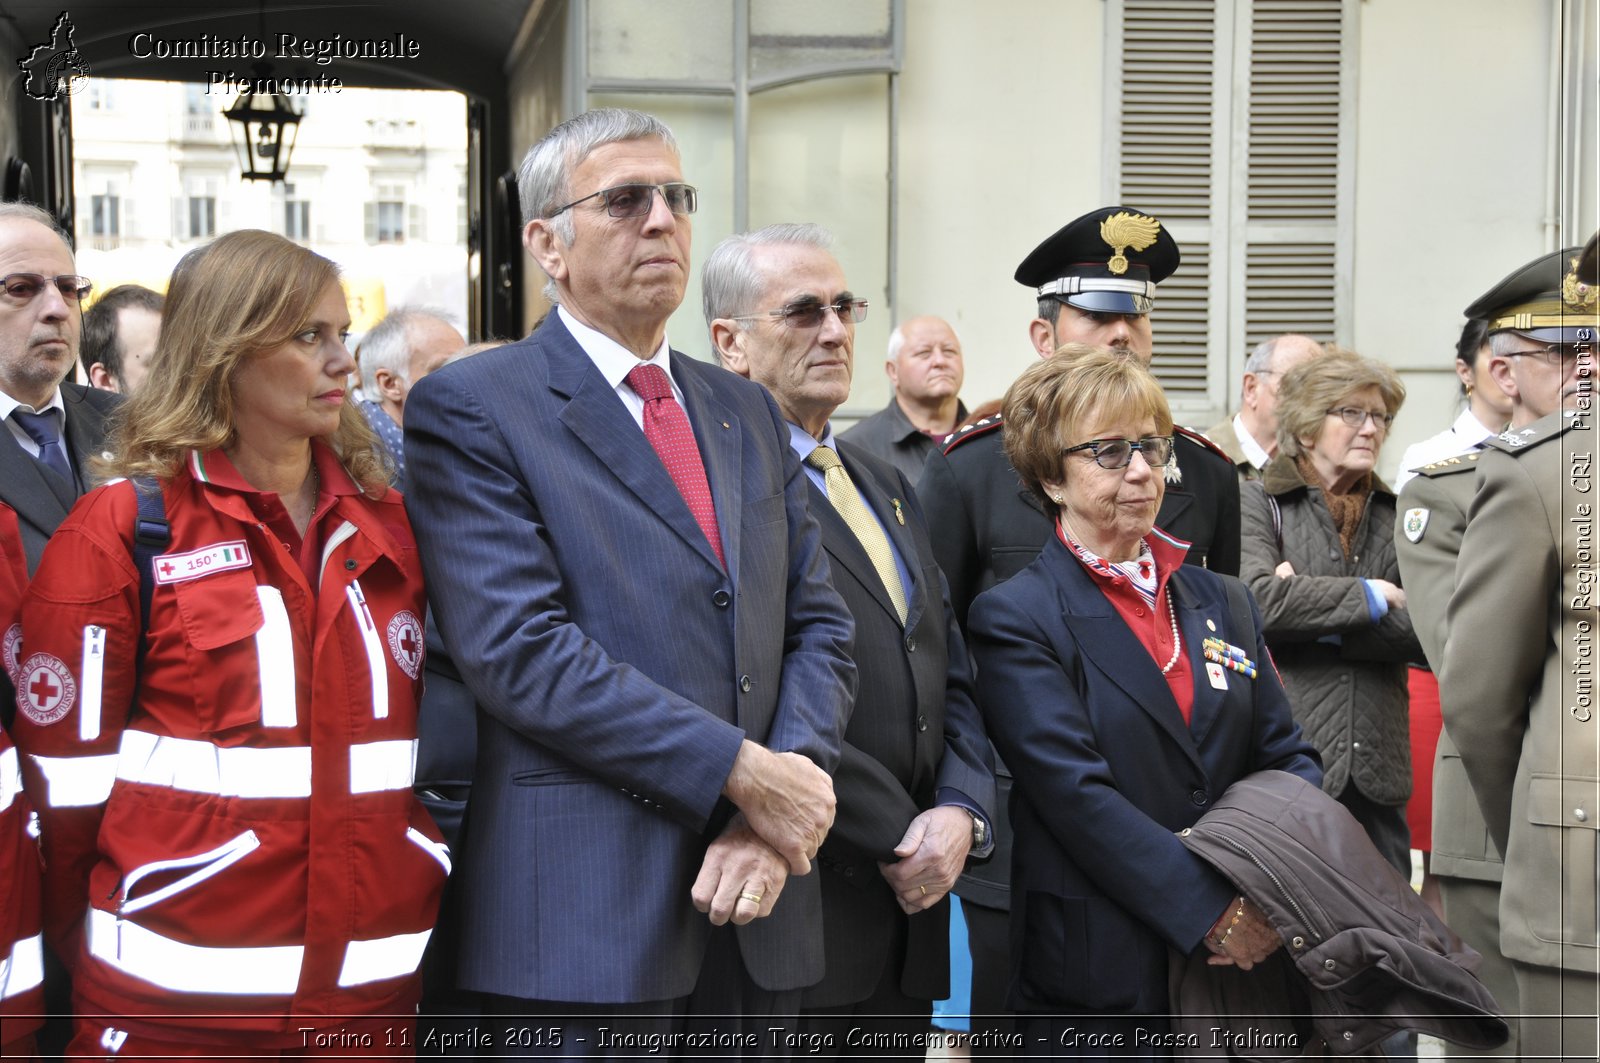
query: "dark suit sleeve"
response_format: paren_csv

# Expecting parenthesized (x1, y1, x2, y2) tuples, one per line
(1441, 453, 1553, 853)
(404, 367, 747, 830)
(1206, 453, 1241, 577)
(969, 587, 1235, 952)
(917, 446, 979, 630)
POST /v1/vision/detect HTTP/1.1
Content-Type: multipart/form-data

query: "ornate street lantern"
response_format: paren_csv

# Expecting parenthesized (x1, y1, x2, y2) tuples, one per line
(223, 74, 302, 183)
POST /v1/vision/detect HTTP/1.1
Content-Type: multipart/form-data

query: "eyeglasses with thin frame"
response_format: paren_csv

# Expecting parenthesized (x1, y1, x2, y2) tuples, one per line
(1326, 406, 1395, 431)
(1062, 435, 1175, 470)
(547, 182, 698, 219)
(1507, 345, 1579, 369)
(0, 273, 92, 305)
(731, 299, 869, 330)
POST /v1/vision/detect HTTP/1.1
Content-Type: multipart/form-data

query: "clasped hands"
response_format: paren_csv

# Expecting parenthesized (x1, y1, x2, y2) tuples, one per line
(691, 741, 834, 927)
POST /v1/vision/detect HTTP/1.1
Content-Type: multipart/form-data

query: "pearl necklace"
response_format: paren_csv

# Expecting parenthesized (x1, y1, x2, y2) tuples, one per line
(1160, 591, 1182, 675)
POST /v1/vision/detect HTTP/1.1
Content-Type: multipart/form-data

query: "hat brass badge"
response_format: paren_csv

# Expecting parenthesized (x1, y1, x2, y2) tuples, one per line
(1099, 212, 1161, 276)
(1563, 251, 1598, 313)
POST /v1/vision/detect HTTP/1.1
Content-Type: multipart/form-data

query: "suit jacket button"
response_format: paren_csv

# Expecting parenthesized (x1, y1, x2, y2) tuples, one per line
(712, 589, 731, 608)
(904, 634, 917, 652)
(739, 675, 753, 693)
(916, 714, 928, 732)
(1190, 789, 1207, 806)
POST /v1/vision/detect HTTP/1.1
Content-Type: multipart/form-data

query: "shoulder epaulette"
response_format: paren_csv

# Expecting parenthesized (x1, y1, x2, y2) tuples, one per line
(1174, 424, 1232, 464)
(942, 413, 1003, 454)
(1411, 451, 1483, 479)
(1482, 409, 1584, 455)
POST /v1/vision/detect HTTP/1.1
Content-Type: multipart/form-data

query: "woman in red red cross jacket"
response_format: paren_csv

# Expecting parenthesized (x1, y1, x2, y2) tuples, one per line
(13, 230, 447, 1057)
(1, 499, 44, 1059)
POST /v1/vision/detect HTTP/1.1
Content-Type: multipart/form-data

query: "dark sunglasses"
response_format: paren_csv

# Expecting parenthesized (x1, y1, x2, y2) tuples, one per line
(733, 299, 869, 330)
(1062, 435, 1176, 470)
(549, 182, 697, 219)
(1, 273, 92, 304)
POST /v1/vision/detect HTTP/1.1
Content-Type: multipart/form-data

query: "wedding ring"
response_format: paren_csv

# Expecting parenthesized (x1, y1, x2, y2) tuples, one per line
(918, 885, 927, 897)
(739, 891, 763, 904)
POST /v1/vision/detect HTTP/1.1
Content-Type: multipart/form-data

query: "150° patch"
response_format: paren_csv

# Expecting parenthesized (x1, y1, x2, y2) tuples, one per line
(153, 541, 252, 584)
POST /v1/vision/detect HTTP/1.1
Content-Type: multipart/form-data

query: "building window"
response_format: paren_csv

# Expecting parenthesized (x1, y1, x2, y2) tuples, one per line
(188, 195, 216, 239)
(90, 193, 119, 237)
(367, 182, 419, 244)
(282, 183, 311, 241)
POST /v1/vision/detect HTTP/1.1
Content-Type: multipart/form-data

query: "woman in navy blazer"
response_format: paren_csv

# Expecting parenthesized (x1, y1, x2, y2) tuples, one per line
(967, 350, 1321, 1058)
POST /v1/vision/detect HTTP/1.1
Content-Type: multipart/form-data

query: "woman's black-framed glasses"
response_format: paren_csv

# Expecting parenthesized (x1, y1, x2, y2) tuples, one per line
(548, 182, 698, 218)
(1062, 435, 1175, 470)
(1325, 406, 1394, 430)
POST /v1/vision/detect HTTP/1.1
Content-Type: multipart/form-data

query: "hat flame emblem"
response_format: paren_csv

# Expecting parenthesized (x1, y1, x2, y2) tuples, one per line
(1562, 252, 1598, 314)
(1099, 212, 1161, 276)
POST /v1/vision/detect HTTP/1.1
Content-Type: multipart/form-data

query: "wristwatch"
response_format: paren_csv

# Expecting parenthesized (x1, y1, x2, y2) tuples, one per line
(967, 809, 988, 849)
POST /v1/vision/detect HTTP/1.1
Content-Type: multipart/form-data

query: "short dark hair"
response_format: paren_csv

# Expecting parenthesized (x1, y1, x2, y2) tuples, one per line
(81, 284, 164, 381)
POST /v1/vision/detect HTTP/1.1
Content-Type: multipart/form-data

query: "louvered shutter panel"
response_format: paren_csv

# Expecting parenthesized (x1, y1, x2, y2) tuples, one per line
(1243, 0, 1342, 351)
(1118, 0, 1218, 401)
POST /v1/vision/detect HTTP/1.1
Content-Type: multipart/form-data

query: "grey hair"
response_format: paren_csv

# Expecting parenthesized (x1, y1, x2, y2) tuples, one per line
(357, 306, 456, 393)
(516, 108, 679, 304)
(701, 222, 835, 360)
(1036, 297, 1062, 326)
(0, 202, 74, 250)
(1244, 336, 1279, 376)
(1488, 328, 1542, 358)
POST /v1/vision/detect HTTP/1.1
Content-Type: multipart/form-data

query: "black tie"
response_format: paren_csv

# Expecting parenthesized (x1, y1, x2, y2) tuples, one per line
(12, 409, 73, 485)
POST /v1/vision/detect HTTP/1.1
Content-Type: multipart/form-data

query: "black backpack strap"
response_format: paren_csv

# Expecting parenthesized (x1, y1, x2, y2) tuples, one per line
(130, 477, 170, 645)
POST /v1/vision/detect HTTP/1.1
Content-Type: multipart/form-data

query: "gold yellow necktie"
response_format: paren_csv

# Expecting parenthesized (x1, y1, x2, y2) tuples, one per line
(806, 444, 908, 625)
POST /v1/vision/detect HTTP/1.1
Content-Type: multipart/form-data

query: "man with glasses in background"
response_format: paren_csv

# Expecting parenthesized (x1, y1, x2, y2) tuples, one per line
(1205, 333, 1325, 481)
(404, 109, 856, 1054)
(916, 206, 1239, 1053)
(705, 223, 995, 1053)
(1441, 237, 1600, 1063)
(0, 202, 118, 574)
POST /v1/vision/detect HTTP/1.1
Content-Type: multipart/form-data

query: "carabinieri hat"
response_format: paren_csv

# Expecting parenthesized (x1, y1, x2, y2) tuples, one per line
(1015, 206, 1180, 315)
(1465, 243, 1598, 344)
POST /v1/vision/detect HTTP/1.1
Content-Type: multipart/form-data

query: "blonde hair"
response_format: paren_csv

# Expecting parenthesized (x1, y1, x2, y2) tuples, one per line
(1002, 345, 1173, 515)
(1275, 347, 1406, 459)
(97, 229, 387, 492)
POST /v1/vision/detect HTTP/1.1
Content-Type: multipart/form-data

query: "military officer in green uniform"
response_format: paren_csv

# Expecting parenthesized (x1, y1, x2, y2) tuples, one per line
(916, 206, 1239, 1053)
(1441, 236, 1600, 1063)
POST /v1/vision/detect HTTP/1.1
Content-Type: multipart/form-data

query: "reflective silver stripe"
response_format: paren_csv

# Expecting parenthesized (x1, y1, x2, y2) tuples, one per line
(336, 929, 431, 988)
(345, 580, 388, 720)
(117, 830, 260, 916)
(0, 745, 21, 813)
(406, 826, 452, 875)
(117, 730, 312, 799)
(29, 753, 118, 808)
(254, 586, 296, 728)
(0, 931, 43, 1001)
(80, 625, 106, 742)
(86, 908, 303, 996)
(349, 739, 416, 794)
(320, 520, 358, 585)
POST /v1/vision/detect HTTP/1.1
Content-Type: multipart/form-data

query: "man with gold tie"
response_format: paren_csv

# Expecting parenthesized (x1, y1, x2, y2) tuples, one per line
(705, 223, 995, 1053)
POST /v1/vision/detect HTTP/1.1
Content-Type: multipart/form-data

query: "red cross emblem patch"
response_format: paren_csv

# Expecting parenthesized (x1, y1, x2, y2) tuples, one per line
(19, 652, 75, 726)
(387, 610, 423, 679)
(2, 621, 21, 684)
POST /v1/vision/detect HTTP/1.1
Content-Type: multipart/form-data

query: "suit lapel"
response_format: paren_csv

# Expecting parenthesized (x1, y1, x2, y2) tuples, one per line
(0, 422, 72, 528)
(544, 319, 724, 573)
(842, 449, 921, 629)
(61, 383, 110, 480)
(808, 476, 900, 626)
(674, 359, 743, 581)
(1172, 572, 1227, 746)
(1049, 544, 1204, 773)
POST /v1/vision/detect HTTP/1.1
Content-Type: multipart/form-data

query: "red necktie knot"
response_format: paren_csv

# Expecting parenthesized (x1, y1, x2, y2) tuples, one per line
(626, 363, 674, 403)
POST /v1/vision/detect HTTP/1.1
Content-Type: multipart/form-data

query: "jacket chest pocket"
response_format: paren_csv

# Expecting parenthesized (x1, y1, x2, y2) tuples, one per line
(171, 570, 299, 733)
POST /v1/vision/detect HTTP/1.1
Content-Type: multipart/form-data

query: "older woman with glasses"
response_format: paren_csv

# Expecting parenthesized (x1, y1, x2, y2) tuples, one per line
(967, 347, 1320, 1058)
(1239, 349, 1421, 881)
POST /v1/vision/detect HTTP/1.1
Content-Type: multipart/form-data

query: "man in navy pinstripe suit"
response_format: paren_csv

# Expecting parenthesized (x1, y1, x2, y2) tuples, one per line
(404, 109, 857, 1054)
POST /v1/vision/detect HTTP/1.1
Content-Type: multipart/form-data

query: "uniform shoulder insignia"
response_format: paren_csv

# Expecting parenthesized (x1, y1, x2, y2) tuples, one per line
(1174, 425, 1233, 464)
(1413, 452, 1482, 478)
(1483, 409, 1581, 455)
(942, 413, 1003, 454)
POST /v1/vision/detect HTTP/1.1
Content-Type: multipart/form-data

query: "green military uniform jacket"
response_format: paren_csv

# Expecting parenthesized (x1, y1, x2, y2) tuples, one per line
(1394, 451, 1505, 882)
(1441, 409, 1600, 973)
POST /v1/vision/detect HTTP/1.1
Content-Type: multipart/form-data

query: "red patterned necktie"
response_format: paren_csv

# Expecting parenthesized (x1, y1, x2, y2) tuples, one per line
(625, 363, 726, 569)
